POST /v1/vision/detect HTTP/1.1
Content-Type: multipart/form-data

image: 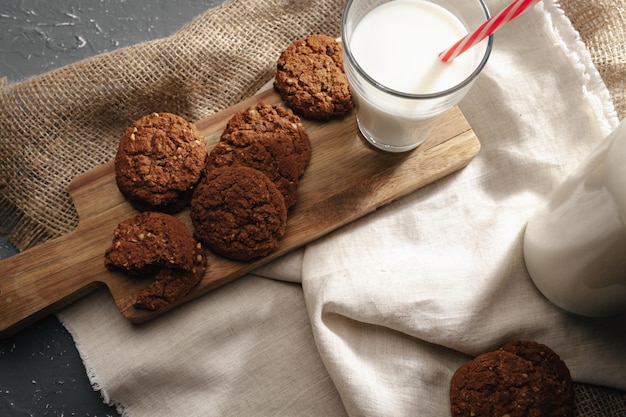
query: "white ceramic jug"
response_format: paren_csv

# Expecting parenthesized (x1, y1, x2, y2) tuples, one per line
(523, 119, 626, 317)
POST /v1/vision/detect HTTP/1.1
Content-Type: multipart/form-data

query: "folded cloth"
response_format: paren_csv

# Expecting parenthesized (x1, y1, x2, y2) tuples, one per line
(4, 0, 625, 415)
(301, 1, 626, 415)
(61, 276, 347, 416)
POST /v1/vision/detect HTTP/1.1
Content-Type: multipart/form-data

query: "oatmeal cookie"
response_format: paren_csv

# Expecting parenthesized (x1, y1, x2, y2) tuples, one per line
(222, 102, 311, 176)
(115, 112, 207, 213)
(190, 166, 287, 261)
(449, 341, 574, 417)
(274, 34, 353, 119)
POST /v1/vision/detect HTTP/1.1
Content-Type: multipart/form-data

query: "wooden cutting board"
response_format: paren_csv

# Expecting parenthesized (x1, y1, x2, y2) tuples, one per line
(0, 88, 480, 337)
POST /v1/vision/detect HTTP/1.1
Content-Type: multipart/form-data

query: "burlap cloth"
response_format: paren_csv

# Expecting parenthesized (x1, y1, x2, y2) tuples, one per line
(0, 0, 625, 415)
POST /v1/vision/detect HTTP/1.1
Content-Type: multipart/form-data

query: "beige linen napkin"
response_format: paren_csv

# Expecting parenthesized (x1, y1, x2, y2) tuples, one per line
(301, 1, 625, 415)
(1, 0, 626, 415)
(61, 276, 347, 416)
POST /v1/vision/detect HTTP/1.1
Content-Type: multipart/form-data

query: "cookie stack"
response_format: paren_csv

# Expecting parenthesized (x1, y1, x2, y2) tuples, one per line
(191, 102, 311, 261)
(105, 104, 309, 310)
(104, 34, 354, 311)
(104, 211, 206, 311)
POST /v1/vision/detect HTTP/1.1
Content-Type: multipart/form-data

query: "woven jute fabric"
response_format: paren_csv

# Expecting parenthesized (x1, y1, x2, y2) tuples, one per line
(0, 0, 625, 414)
(560, 0, 626, 120)
(0, 0, 345, 250)
(574, 383, 626, 417)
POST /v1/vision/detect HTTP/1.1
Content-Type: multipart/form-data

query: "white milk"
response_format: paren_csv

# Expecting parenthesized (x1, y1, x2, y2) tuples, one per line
(350, 0, 474, 95)
(523, 119, 626, 317)
(344, 0, 484, 151)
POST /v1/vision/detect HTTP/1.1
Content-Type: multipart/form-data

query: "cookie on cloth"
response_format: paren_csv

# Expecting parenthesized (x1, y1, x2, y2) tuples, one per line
(449, 340, 574, 417)
(190, 166, 287, 261)
(104, 211, 206, 310)
(115, 112, 207, 213)
(499, 340, 575, 416)
(274, 34, 353, 120)
(222, 102, 311, 176)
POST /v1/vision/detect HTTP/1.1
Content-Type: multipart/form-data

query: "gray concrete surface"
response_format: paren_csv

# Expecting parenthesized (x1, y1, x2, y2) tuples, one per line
(0, 1, 224, 415)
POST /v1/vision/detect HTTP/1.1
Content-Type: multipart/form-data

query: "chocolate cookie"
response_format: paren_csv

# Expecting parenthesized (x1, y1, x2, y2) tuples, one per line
(104, 211, 198, 273)
(115, 112, 207, 213)
(450, 341, 574, 417)
(500, 340, 575, 417)
(190, 166, 287, 261)
(222, 102, 311, 176)
(274, 34, 353, 120)
(207, 129, 300, 208)
(134, 241, 206, 311)
(104, 211, 206, 310)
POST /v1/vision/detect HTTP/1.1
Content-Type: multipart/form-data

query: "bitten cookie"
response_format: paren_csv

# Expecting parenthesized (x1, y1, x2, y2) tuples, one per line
(449, 341, 574, 417)
(104, 211, 197, 273)
(115, 112, 207, 213)
(104, 211, 206, 310)
(134, 241, 206, 311)
(190, 166, 287, 261)
(274, 34, 353, 120)
(222, 102, 311, 176)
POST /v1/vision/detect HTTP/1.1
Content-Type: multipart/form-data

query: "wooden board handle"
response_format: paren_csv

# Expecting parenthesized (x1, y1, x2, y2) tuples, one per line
(0, 227, 105, 337)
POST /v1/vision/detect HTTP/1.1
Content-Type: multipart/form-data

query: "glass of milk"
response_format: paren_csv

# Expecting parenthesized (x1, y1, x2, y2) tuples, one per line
(523, 119, 626, 317)
(341, 0, 492, 152)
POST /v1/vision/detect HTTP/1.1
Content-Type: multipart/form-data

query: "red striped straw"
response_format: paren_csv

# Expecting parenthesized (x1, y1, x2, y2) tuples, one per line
(439, 0, 542, 63)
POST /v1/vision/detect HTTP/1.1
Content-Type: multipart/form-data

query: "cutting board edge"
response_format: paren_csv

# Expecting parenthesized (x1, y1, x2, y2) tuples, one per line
(119, 129, 482, 324)
(0, 89, 483, 336)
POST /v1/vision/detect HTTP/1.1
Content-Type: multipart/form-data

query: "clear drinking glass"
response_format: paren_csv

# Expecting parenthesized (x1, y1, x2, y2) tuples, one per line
(341, 0, 493, 152)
